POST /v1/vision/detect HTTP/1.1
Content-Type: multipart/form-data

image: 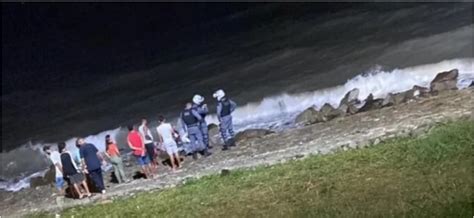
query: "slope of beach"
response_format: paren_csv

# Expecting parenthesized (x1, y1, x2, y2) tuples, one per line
(36, 120, 473, 217)
(1, 85, 473, 217)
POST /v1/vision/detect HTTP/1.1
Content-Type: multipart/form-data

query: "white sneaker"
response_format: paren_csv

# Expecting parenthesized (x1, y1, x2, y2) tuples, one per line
(101, 190, 106, 194)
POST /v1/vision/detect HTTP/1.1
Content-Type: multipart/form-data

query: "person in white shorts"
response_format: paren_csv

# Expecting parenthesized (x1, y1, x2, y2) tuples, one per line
(156, 115, 181, 171)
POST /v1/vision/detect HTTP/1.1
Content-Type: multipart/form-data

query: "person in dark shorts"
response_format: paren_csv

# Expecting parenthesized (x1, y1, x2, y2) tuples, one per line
(139, 119, 158, 168)
(58, 142, 91, 199)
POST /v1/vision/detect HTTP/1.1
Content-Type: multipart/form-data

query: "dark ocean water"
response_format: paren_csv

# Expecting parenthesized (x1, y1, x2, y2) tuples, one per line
(1, 3, 473, 191)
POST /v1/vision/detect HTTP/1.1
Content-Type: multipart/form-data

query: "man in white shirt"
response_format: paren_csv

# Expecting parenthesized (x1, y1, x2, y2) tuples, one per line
(139, 118, 158, 168)
(156, 116, 181, 171)
(43, 145, 65, 195)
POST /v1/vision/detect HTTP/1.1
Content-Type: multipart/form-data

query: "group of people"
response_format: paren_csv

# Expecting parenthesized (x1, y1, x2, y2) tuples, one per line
(43, 89, 237, 199)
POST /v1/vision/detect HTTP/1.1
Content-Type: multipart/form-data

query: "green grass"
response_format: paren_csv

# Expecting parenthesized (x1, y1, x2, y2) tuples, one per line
(33, 121, 473, 217)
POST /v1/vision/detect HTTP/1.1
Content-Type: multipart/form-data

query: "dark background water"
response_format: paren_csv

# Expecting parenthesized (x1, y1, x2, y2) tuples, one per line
(2, 3, 473, 152)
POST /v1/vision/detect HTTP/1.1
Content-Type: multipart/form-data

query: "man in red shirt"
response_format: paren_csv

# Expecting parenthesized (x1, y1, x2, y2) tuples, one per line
(127, 125, 154, 179)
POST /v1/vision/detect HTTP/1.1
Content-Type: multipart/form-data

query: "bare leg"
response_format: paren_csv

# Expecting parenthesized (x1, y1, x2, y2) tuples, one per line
(141, 165, 151, 179)
(169, 155, 177, 171)
(81, 180, 91, 196)
(73, 184, 84, 198)
(147, 164, 155, 178)
(174, 153, 182, 168)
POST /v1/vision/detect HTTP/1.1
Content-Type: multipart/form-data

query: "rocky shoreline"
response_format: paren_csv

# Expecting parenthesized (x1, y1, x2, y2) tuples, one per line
(1, 70, 473, 217)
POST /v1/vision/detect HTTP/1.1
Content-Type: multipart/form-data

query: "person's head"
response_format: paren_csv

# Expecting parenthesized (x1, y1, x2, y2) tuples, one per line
(76, 138, 85, 146)
(105, 134, 112, 144)
(127, 124, 134, 132)
(142, 118, 147, 125)
(192, 94, 204, 105)
(42, 145, 52, 155)
(58, 142, 66, 153)
(158, 115, 166, 124)
(185, 102, 192, 109)
(213, 89, 225, 101)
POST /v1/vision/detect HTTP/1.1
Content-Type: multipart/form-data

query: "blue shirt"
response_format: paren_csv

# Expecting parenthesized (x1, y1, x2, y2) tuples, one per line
(79, 143, 101, 171)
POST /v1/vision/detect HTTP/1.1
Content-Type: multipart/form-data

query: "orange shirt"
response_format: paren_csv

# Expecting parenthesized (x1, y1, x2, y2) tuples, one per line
(107, 143, 120, 157)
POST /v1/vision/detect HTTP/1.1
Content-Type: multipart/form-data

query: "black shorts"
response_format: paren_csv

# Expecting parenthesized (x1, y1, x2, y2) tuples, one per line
(145, 143, 156, 161)
(68, 173, 85, 185)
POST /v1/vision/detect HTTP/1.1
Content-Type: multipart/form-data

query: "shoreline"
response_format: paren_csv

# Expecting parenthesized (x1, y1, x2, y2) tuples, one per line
(1, 88, 473, 217)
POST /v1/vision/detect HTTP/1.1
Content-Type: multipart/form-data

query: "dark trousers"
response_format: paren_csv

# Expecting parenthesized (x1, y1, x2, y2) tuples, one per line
(89, 168, 105, 191)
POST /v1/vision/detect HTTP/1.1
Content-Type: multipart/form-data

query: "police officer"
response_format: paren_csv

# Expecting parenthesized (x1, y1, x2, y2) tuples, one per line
(213, 89, 237, 150)
(192, 94, 212, 149)
(180, 102, 211, 159)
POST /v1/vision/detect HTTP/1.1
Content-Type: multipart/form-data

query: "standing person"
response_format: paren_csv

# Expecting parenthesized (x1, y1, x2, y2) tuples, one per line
(77, 138, 106, 194)
(58, 142, 91, 199)
(127, 125, 154, 179)
(156, 115, 181, 172)
(180, 102, 211, 160)
(213, 89, 237, 150)
(42, 145, 65, 196)
(104, 135, 128, 183)
(138, 119, 158, 168)
(192, 94, 212, 149)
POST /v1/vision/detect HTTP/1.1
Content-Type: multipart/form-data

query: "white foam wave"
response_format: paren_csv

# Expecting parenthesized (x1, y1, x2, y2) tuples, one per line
(206, 58, 473, 128)
(0, 170, 47, 192)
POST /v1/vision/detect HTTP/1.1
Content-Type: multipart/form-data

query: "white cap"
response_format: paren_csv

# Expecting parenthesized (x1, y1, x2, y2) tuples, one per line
(213, 89, 225, 101)
(192, 94, 205, 104)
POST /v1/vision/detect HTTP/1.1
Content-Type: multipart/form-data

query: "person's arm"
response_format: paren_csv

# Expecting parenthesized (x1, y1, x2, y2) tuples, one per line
(139, 134, 146, 156)
(128, 137, 138, 150)
(81, 158, 88, 173)
(158, 132, 163, 144)
(79, 149, 87, 173)
(217, 103, 222, 121)
(192, 109, 203, 121)
(148, 129, 154, 141)
(104, 150, 111, 159)
(198, 104, 209, 115)
(179, 114, 188, 133)
(230, 99, 237, 112)
(92, 144, 106, 165)
(55, 162, 63, 174)
(67, 151, 80, 172)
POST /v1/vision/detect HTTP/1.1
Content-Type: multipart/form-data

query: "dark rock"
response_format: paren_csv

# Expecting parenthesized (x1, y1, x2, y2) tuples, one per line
(412, 85, 431, 98)
(339, 88, 360, 105)
(338, 88, 360, 114)
(295, 107, 325, 125)
(208, 123, 218, 131)
(382, 90, 412, 107)
(161, 157, 185, 168)
(320, 103, 345, 120)
(220, 169, 231, 177)
(234, 129, 275, 143)
(132, 171, 147, 180)
(469, 81, 474, 88)
(30, 164, 55, 188)
(358, 94, 383, 112)
(208, 123, 220, 146)
(430, 69, 458, 93)
(383, 85, 431, 107)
